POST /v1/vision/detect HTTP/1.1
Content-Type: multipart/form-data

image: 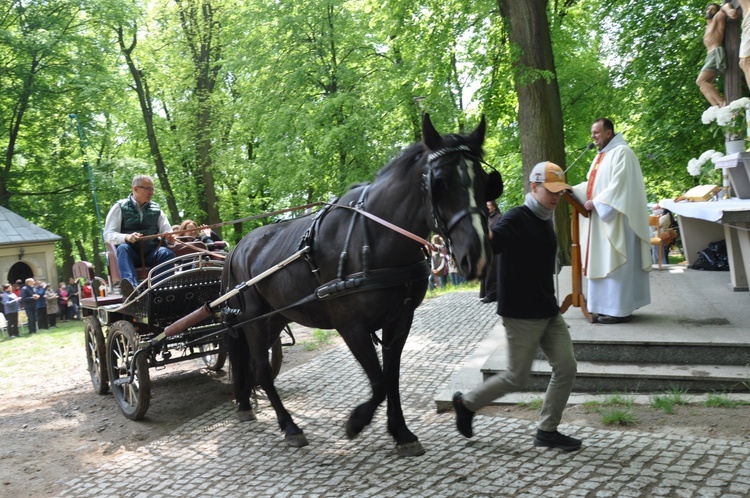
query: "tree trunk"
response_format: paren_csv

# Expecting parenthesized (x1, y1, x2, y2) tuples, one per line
(117, 27, 181, 223)
(498, 0, 571, 264)
(59, 237, 76, 283)
(1, 58, 38, 208)
(178, 0, 222, 227)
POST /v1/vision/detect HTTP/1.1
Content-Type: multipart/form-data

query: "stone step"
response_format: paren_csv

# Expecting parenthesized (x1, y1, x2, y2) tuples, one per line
(565, 326, 750, 366)
(570, 342, 750, 366)
(434, 388, 750, 413)
(482, 357, 750, 393)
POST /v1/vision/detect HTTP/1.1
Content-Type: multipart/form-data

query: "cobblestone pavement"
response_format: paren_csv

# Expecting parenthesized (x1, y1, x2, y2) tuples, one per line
(60, 292, 749, 497)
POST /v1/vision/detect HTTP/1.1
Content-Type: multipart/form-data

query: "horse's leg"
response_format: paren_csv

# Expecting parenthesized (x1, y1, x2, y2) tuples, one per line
(382, 315, 425, 457)
(226, 325, 256, 421)
(338, 327, 387, 440)
(246, 325, 309, 448)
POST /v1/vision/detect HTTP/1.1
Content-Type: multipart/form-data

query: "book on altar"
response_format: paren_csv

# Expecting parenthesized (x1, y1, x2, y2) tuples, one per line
(674, 185, 722, 202)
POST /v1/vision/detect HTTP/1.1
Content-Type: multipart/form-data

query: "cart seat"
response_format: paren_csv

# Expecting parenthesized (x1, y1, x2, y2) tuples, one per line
(72, 261, 123, 307)
(105, 242, 151, 284)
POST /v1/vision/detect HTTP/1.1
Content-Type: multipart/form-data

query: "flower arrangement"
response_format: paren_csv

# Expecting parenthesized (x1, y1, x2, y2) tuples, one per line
(701, 97, 750, 138)
(686, 149, 723, 184)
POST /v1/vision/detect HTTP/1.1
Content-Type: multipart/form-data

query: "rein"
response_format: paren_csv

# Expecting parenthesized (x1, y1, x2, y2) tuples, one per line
(221, 260, 430, 335)
(138, 201, 328, 241)
(330, 204, 435, 252)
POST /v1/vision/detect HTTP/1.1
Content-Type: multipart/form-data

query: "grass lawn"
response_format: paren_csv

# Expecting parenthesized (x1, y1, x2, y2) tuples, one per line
(0, 319, 85, 387)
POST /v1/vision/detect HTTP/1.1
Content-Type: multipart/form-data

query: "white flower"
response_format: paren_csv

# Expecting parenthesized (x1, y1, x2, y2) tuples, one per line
(701, 106, 720, 125)
(701, 98, 750, 134)
(687, 149, 724, 177)
(715, 106, 734, 127)
(687, 158, 702, 176)
(727, 97, 750, 113)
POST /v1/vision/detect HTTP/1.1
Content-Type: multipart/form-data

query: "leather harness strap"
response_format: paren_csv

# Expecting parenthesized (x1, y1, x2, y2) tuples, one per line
(222, 259, 430, 332)
(331, 204, 435, 252)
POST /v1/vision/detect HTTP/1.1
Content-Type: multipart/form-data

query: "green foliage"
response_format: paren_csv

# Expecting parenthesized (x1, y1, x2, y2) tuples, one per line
(300, 328, 338, 351)
(581, 400, 602, 412)
(704, 393, 750, 408)
(650, 387, 690, 413)
(601, 408, 637, 426)
(0, 0, 727, 282)
(582, 392, 635, 413)
(603, 393, 635, 407)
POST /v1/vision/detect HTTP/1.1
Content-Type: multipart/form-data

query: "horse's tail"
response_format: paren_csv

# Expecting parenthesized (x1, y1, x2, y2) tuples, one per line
(223, 243, 257, 411)
(226, 325, 257, 411)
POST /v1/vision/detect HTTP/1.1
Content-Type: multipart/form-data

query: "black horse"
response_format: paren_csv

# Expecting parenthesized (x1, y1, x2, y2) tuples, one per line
(223, 114, 501, 457)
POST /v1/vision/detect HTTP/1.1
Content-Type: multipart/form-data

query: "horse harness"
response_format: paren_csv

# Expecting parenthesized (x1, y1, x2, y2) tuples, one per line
(423, 144, 486, 255)
(223, 144, 485, 344)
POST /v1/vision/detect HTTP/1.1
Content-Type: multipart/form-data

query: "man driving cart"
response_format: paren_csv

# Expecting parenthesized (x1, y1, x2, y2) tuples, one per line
(103, 174, 175, 298)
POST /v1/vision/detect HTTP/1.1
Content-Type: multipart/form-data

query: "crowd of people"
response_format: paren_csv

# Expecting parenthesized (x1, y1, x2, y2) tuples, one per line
(3, 175, 225, 333)
(1, 277, 82, 337)
(428, 235, 466, 291)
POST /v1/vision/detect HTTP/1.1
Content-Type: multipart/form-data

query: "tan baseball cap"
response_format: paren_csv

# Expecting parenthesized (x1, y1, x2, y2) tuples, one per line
(529, 161, 572, 193)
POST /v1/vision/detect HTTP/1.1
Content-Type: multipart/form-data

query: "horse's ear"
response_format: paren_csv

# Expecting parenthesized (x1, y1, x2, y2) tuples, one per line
(422, 113, 442, 150)
(469, 115, 487, 145)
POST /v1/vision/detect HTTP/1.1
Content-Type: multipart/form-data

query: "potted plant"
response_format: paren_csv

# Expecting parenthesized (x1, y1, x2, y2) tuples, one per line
(701, 97, 750, 153)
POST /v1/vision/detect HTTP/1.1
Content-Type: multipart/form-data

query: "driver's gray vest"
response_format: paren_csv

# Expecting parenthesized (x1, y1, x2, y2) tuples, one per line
(119, 198, 162, 254)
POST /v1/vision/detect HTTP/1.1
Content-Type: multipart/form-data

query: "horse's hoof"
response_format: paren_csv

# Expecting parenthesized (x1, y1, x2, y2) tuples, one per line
(344, 420, 362, 440)
(236, 409, 257, 422)
(285, 433, 309, 448)
(397, 441, 426, 457)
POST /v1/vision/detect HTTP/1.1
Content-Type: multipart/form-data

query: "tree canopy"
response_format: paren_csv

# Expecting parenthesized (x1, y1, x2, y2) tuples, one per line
(0, 0, 721, 279)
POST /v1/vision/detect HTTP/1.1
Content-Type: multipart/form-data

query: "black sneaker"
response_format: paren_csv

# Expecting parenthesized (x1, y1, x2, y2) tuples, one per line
(452, 391, 475, 438)
(120, 279, 137, 300)
(533, 429, 582, 451)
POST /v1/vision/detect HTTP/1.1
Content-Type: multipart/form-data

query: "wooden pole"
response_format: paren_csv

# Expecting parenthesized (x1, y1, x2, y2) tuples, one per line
(726, 1, 742, 104)
(559, 191, 594, 323)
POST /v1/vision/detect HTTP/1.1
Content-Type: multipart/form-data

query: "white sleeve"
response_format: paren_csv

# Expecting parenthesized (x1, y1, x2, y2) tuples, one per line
(157, 212, 173, 234)
(594, 200, 617, 223)
(103, 203, 127, 245)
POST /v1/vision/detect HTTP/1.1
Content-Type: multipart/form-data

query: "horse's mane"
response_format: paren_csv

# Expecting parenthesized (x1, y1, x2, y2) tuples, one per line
(373, 142, 424, 183)
(344, 130, 481, 193)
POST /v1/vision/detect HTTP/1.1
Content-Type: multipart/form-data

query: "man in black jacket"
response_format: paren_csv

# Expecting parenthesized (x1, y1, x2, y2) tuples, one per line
(20, 278, 39, 334)
(452, 162, 581, 451)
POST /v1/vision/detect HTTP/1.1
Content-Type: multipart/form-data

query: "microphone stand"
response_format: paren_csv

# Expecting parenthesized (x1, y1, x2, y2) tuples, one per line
(564, 143, 595, 174)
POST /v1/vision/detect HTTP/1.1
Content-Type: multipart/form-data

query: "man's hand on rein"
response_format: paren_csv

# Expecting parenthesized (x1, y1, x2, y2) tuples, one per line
(126, 232, 143, 243)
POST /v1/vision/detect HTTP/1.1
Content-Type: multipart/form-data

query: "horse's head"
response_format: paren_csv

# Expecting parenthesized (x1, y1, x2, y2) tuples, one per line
(421, 114, 502, 280)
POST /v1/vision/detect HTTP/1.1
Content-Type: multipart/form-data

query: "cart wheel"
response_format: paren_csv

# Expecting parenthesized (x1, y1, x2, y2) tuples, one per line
(85, 316, 109, 395)
(270, 337, 282, 380)
(107, 320, 151, 420)
(200, 340, 227, 371)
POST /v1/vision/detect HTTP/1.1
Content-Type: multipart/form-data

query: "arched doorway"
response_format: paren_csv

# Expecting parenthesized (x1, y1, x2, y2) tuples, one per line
(8, 261, 33, 285)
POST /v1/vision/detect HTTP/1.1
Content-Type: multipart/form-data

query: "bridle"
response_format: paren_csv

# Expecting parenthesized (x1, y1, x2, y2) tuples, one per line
(423, 144, 487, 251)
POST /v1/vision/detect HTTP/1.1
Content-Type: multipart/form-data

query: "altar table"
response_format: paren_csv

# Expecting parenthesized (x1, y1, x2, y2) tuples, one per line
(660, 198, 750, 291)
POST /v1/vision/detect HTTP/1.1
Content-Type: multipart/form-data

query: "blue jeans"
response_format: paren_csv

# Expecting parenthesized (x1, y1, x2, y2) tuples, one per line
(116, 244, 175, 286)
